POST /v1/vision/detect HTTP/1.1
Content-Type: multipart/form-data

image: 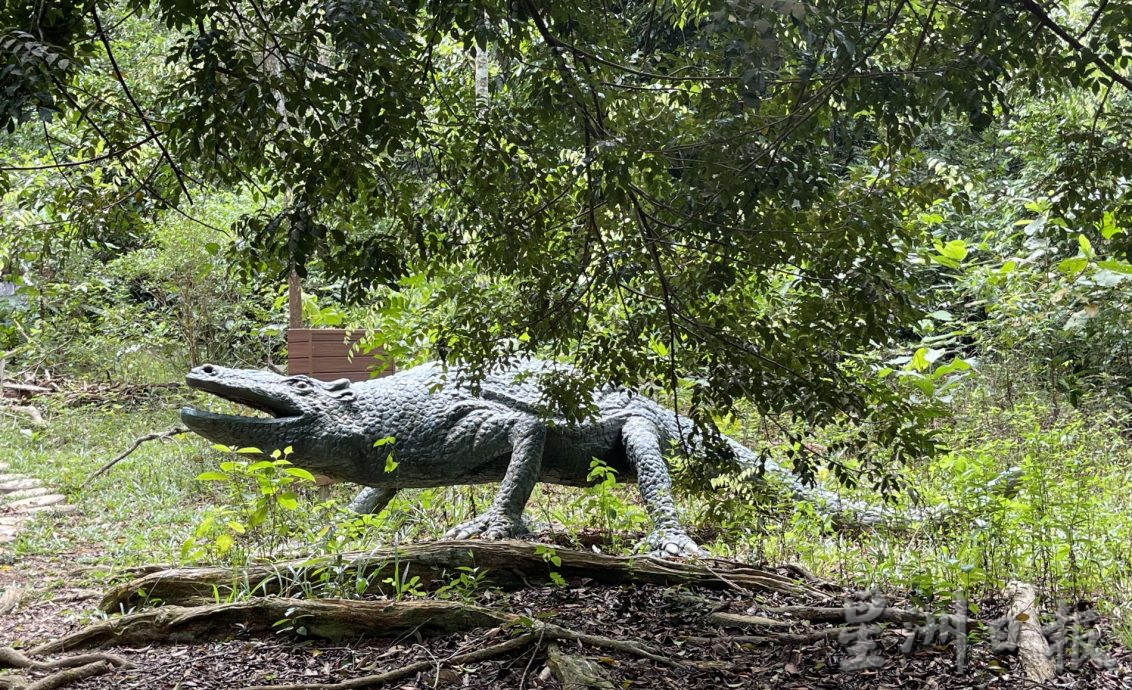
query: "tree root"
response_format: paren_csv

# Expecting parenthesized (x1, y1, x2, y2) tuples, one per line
(33, 598, 512, 655)
(100, 540, 828, 612)
(0, 647, 131, 690)
(238, 618, 675, 690)
(538, 622, 677, 667)
(240, 633, 538, 690)
(755, 604, 980, 629)
(31, 594, 677, 690)
(33, 596, 674, 664)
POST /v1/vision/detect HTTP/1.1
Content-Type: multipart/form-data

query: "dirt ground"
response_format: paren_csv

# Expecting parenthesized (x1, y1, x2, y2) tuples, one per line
(1, 551, 1131, 690)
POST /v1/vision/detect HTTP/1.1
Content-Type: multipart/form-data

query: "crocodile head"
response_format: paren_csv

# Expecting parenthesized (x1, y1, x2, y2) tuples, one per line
(180, 364, 358, 463)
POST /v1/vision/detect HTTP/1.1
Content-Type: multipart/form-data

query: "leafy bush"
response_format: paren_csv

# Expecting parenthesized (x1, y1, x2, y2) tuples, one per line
(182, 445, 322, 565)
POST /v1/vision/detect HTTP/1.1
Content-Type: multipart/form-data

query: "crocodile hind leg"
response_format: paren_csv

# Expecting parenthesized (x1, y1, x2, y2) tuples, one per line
(623, 417, 706, 557)
(347, 486, 398, 514)
(445, 420, 547, 540)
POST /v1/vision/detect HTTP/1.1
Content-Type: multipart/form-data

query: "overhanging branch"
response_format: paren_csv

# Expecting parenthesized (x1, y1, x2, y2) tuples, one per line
(1015, 0, 1132, 92)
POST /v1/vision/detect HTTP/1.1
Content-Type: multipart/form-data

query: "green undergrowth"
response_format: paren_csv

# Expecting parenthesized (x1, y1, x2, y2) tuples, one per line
(750, 382, 1132, 643)
(2, 373, 1131, 642)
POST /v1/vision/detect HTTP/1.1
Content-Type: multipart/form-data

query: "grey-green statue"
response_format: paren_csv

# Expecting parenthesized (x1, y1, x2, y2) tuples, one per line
(180, 359, 903, 556)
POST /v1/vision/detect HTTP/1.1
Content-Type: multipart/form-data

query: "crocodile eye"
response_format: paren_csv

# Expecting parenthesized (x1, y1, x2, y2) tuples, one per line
(290, 379, 312, 392)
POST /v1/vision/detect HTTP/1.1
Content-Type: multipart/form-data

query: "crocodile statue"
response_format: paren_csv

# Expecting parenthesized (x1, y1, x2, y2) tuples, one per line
(180, 360, 1008, 556)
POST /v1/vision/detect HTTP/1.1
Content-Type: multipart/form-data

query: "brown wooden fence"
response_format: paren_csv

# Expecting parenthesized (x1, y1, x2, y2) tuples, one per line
(286, 329, 394, 382)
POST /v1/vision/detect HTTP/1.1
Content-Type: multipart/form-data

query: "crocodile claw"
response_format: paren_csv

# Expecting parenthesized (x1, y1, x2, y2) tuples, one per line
(639, 528, 707, 558)
(445, 511, 530, 541)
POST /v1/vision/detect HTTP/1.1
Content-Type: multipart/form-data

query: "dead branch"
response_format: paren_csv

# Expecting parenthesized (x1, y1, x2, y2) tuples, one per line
(0, 588, 21, 616)
(686, 625, 861, 646)
(707, 612, 791, 628)
(0, 382, 51, 396)
(41, 594, 676, 667)
(547, 642, 614, 690)
(0, 405, 44, 427)
(780, 562, 829, 586)
(1004, 581, 1056, 682)
(83, 426, 186, 488)
(757, 604, 977, 627)
(100, 540, 827, 612)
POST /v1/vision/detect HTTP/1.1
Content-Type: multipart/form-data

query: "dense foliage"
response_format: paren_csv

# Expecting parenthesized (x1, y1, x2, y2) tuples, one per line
(2, 0, 1130, 484)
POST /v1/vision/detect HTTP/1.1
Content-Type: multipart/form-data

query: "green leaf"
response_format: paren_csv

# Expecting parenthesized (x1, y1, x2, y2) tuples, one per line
(1057, 257, 1088, 275)
(196, 471, 230, 481)
(1097, 260, 1132, 274)
(215, 533, 234, 554)
(284, 467, 317, 482)
(1100, 212, 1122, 240)
(933, 358, 972, 377)
(278, 492, 299, 510)
(1078, 234, 1095, 259)
(936, 239, 968, 261)
(911, 348, 930, 372)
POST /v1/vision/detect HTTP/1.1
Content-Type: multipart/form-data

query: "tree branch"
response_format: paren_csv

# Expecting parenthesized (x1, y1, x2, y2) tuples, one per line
(0, 135, 157, 171)
(90, 5, 193, 203)
(1015, 0, 1132, 92)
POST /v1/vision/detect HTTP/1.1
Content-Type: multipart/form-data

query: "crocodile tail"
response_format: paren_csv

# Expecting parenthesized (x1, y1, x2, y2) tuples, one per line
(722, 435, 1026, 528)
(719, 435, 947, 527)
(666, 413, 996, 527)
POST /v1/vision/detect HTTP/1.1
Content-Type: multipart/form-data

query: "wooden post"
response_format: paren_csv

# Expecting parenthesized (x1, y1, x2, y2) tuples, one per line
(288, 269, 302, 330)
(288, 268, 332, 501)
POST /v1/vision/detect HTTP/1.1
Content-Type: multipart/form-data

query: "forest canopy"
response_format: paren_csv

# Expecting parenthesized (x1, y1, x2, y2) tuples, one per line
(2, 0, 1130, 481)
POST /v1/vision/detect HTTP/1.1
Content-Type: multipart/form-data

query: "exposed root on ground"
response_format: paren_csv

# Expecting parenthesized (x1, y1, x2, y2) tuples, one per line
(100, 540, 827, 612)
(240, 633, 538, 690)
(12, 542, 1086, 689)
(33, 599, 513, 654)
(0, 646, 131, 690)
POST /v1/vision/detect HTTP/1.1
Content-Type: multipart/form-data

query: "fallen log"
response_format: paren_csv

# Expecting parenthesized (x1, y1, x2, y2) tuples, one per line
(100, 540, 828, 612)
(1004, 581, 1056, 682)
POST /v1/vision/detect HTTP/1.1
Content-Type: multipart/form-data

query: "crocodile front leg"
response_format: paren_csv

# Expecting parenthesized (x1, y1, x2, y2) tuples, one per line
(623, 417, 706, 558)
(446, 420, 546, 540)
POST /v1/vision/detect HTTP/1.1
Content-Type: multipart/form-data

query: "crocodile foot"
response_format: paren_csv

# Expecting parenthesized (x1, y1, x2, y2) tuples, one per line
(639, 527, 707, 558)
(445, 511, 531, 540)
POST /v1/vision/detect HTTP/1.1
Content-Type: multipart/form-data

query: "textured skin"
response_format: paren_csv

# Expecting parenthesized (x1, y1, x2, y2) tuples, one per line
(180, 360, 960, 556)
